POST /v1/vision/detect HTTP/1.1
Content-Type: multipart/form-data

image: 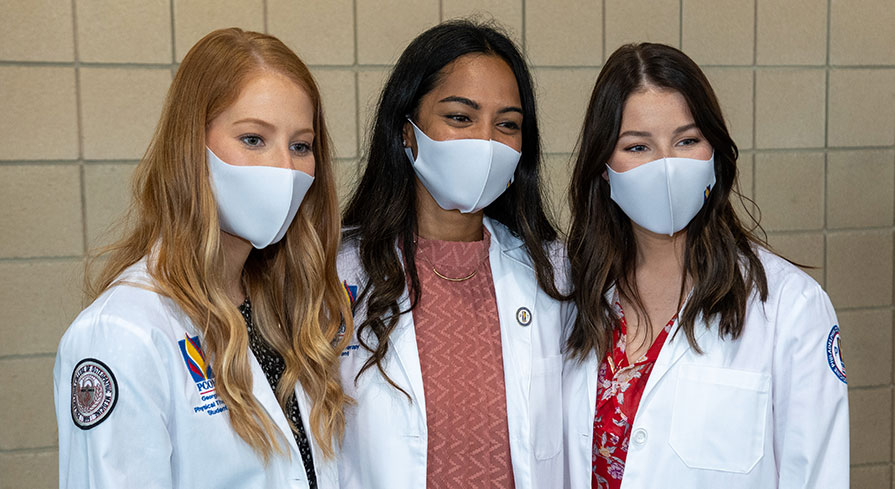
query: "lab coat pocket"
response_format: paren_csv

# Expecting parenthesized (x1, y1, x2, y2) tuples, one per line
(530, 354, 563, 460)
(669, 364, 770, 473)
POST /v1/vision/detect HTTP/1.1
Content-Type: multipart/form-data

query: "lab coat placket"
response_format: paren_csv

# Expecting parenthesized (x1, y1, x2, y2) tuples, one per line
(247, 351, 307, 484)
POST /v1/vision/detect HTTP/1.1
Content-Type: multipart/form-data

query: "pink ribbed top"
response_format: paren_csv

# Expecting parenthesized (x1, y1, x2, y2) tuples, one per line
(412, 228, 514, 488)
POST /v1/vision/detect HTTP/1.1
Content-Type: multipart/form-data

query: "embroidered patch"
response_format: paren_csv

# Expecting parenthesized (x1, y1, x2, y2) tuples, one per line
(516, 306, 532, 327)
(71, 358, 118, 430)
(342, 280, 358, 307)
(178, 334, 214, 387)
(826, 324, 847, 384)
(178, 334, 227, 416)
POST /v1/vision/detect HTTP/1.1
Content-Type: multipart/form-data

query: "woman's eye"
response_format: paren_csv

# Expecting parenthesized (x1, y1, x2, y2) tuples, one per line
(678, 137, 700, 146)
(625, 144, 647, 152)
(499, 121, 521, 131)
(446, 114, 471, 123)
(240, 135, 263, 147)
(291, 142, 312, 155)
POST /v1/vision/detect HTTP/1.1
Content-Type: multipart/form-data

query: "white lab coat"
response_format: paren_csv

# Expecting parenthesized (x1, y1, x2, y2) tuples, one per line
(53, 259, 337, 489)
(563, 248, 849, 488)
(336, 217, 575, 489)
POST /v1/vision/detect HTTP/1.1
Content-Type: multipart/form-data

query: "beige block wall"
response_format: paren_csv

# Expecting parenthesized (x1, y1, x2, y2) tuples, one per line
(0, 1, 892, 487)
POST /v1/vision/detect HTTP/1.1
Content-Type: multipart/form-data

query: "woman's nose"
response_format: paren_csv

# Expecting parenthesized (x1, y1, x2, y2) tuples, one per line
(274, 147, 294, 170)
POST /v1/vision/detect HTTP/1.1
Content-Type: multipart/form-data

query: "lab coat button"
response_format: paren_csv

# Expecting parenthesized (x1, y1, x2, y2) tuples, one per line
(632, 428, 648, 445)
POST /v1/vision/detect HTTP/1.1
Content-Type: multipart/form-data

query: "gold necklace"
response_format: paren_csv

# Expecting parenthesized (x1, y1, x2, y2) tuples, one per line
(416, 248, 490, 282)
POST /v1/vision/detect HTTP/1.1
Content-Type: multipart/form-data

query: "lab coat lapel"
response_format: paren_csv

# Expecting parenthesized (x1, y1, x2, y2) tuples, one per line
(390, 244, 427, 421)
(248, 350, 302, 461)
(638, 309, 713, 404)
(599, 285, 711, 408)
(484, 218, 534, 403)
(294, 385, 338, 488)
(391, 308, 427, 420)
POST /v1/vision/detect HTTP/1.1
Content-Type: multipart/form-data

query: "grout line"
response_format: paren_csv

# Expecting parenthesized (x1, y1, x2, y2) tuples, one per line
(0, 160, 82, 166)
(352, 0, 361, 162)
(0, 256, 84, 263)
(438, 0, 443, 22)
(169, 0, 176, 64)
(822, 13, 831, 291)
(850, 461, 895, 468)
(354, 70, 362, 161)
(4, 58, 895, 70)
(8, 145, 895, 166)
(600, 0, 606, 63)
(678, 0, 683, 49)
(0, 446, 58, 455)
(263, 0, 269, 33)
(767, 225, 895, 235)
(830, 304, 895, 313)
(846, 384, 895, 391)
(825, 0, 832, 67)
(0, 61, 182, 69)
(70, 0, 89, 261)
(0, 353, 56, 362)
(352, 0, 358, 66)
(0, 160, 141, 165)
(520, 0, 526, 52)
(752, 0, 758, 65)
(824, 0, 833, 326)
(9, 144, 895, 166)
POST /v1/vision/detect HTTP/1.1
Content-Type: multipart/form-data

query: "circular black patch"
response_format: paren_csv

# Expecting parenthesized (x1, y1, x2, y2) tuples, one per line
(70, 358, 118, 430)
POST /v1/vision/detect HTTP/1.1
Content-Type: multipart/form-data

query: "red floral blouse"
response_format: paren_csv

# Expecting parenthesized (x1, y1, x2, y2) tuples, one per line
(592, 303, 675, 489)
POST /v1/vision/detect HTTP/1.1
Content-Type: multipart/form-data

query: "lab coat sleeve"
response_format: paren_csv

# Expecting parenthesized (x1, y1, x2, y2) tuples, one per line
(771, 276, 849, 488)
(55, 312, 174, 489)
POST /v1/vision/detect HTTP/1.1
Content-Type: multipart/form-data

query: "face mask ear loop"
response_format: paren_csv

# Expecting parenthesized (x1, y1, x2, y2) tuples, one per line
(468, 139, 496, 213)
(664, 157, 675, 237)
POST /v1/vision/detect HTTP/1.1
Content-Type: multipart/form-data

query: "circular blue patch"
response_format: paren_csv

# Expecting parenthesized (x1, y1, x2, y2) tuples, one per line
(826, 325, 846, 384)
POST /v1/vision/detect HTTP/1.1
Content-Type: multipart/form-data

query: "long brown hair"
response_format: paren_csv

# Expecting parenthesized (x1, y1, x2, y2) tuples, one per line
(87, 28, 351, 459)
(342, 20, 560, 391)
(566, 43, 769, 360)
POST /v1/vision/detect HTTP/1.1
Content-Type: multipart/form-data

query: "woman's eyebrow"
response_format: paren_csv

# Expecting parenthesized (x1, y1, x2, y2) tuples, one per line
(673, 123, 698, 135)
(233, 117, 275, 129)
(497, 106, 523, 115)
(438, 96, 522, 115)
(618, 130, 651, 138)
(438, 95, 479, 109)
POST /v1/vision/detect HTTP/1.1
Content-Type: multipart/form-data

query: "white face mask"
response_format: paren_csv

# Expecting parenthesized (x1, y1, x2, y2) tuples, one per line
(206, 147, 315, 249)
(607, 154, 715, 236)
(404, 119, 521, 214)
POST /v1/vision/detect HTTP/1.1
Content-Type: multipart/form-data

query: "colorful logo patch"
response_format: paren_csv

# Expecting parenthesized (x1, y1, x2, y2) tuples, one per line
(179, 334, 228, 416)
(178, 334, 215, 393)
(704, 185, 712, 201)
(342, 280, 358, 307)
(71, 358, 118, 430)
(826, 324, 846, 384)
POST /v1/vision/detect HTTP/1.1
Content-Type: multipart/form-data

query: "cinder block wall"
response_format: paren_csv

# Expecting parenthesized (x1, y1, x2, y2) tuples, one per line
(1, 1, 893, 487)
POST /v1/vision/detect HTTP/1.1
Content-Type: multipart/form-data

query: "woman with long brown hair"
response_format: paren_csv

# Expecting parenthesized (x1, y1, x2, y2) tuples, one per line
(337, 20, 573, 489)
(562, 43, 848, 488)
(53, 28, 350, 488)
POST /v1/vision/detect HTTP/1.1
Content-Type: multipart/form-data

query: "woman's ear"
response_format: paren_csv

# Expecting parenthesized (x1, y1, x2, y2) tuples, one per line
(403, 121, 418, 159)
